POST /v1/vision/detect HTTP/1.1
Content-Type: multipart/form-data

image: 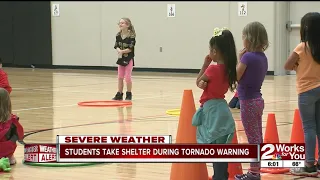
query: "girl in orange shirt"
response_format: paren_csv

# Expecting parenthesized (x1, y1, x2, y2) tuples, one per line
(285, 12, 320, 177)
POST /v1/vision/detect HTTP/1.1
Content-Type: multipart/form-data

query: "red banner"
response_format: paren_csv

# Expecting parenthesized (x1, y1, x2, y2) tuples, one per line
(24, 142, 306, 164)
(24, 144, 57, 163)
(57, 144, 258, 163)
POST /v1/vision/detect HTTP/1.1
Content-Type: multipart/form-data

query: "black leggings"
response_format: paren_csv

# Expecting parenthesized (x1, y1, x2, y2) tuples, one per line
(212, 162, 228, 180)
(211, 133, 234, 180)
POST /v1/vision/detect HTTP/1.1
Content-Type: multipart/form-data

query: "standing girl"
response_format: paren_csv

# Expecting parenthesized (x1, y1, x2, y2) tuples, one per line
(113, 18, 136, 101)
(0, 88, 24, 165)
(235, 22, 269, 180)
(193, 27, 238, 180)
(284, 12, 320, 177)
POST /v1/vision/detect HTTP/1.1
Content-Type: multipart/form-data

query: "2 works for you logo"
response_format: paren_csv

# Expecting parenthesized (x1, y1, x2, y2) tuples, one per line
(260, 143, 305, 160)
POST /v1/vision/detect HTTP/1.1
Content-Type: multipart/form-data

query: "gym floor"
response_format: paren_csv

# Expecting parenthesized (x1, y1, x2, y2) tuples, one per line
(0, 68, 314, 180)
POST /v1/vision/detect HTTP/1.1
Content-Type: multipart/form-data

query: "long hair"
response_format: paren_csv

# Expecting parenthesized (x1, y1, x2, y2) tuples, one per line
(242, 21, 269, 52)
(300, 12, 320, 64)
(119, 17, 136, 37)
(0, 88, 11, 123)
(209, 30, 237, 92)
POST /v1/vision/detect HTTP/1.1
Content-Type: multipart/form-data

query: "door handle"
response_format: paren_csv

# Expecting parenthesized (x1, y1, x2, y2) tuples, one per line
(286, 21, 300, 32)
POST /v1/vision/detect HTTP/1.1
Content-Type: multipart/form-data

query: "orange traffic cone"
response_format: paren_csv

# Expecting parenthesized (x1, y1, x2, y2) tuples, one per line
(231, 130, 240, 144)
(290, 109, 304, 143)
(208, 130, 243, 180)
(261, 113, 289, 174)
(227, 130, 243, 179)
(264, 114, 279, 143)
(170, 90, 208, 180)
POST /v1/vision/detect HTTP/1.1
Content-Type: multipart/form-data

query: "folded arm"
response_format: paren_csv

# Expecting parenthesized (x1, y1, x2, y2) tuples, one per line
(122, 36, 136, 54)
(196, 56, 212, 85)
(284, 52, 299, 71)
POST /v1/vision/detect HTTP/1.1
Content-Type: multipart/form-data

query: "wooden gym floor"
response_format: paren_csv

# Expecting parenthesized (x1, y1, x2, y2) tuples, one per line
(0, 67, 315, 180)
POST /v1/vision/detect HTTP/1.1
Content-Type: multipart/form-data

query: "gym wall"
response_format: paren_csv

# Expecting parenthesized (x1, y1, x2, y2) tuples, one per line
(49, 1, 291, 75)
(0, 1, 52, 66)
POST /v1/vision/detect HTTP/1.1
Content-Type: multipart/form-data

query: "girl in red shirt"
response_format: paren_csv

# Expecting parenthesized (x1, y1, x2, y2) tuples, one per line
(195, 28, 238, 180)
(197, 28, 237, 106)
(0, 58, 12, 94)
(0, 88, 24, 165)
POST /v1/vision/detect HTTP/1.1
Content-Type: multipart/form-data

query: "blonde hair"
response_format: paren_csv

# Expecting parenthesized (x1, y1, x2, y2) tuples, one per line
(119, 17, 136, 37)
(242, 21, 269, 52)
(0, 88, 11, 123)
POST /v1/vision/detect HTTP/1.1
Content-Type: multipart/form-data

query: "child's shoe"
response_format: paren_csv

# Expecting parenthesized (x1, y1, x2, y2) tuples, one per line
(229, 96, 239, 108)
(112, 92, 123, 100)
(9, 156, 16, 165)
(290, 165, 318, 177)
(125, 92, 132, 100)
(235, 172, 261, 180)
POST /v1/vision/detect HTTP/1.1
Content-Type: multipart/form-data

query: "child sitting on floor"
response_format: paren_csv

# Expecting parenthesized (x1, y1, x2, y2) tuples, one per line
(0, 88, 24, 165)
(229, 92, 240, 109)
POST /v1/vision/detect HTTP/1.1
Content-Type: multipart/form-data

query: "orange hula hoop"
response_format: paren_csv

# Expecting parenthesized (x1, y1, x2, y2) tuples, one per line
(77, 100, 132, 107)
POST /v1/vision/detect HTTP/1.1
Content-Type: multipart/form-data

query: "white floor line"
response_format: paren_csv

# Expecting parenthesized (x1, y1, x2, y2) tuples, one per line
(13, 77, 196, 91)
(20, 88, 112, 94)
(13, 86, 191, 96)
(13, 94, 177, 112)
(14, 87, 48, 90)
(14, 104, 77, 112)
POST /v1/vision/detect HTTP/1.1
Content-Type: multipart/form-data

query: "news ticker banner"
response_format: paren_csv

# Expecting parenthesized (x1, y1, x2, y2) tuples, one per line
(24, 135, 305, 168)
(57, 135, 173, 144)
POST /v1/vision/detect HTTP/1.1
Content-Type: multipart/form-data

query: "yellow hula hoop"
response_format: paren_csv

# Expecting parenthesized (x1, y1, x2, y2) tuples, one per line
(166, 108, 199, 116)
(166, 109, 181, 116)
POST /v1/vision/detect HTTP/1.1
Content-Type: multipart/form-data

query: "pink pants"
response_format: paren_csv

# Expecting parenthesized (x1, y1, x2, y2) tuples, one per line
(118, 60, 133, 83)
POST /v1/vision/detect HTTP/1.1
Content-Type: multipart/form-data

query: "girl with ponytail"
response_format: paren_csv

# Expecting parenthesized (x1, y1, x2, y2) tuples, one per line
(194, 27, 237, 180)
(113, 18, 136, 101)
